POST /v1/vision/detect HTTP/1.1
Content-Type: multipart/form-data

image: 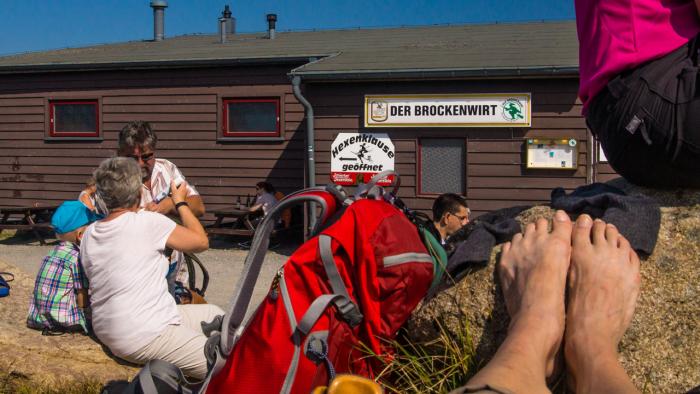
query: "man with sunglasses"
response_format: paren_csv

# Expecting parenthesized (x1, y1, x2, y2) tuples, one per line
(116, 121, 206, 293)
(117, 121, 205, 218)
(430, 193, 470, 245)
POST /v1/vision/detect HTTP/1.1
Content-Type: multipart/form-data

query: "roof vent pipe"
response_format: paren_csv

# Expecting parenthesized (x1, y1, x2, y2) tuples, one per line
(150, 0, 168, 41)
(219, 17, 227, 44)
(267, 14, 277, 39)
(218, 5, 235, 37)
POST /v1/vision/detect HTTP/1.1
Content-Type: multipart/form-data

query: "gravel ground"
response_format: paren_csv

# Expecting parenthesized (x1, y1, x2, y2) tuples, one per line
(0, 232, 293, 313)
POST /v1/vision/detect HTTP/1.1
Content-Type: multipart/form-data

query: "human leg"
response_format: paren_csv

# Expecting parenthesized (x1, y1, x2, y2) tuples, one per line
(456, 210, 573, 394)
(586, 42, 700, 188)
(177, 304, 225, 332)
(565, 216, 640, 394)
(122, 305, 225, 379)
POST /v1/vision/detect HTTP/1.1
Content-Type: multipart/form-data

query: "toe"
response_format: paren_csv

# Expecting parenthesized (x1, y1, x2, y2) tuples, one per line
(502, 241, 512, 255)
(551, 210, 573, 242)
(524, 222, 536, 237)
(605, 223, 620, 246)
(592, 219, 607, 245)
(536, 217, 549, 233)
(572, 214, 593, 249)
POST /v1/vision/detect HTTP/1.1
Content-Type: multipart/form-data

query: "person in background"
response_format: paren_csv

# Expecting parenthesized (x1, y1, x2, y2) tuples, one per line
(81, 157, 223, 379)
(78, 176, 97, 212)
(249, 181, 279, 217)
(430, 193, 470, 245)
(27, 201, 102, 334)
(116, 121, 205, 291)
(576, 0, 700, 187)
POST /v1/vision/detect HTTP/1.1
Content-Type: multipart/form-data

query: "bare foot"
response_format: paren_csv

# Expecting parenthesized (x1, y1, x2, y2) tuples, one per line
(565, 216, 641, 394)
(498, 210, 572, 378)
(463, 210, 572, 394)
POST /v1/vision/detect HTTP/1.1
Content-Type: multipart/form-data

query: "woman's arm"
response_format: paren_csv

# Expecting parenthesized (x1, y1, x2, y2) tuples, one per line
(165, 181, 209, 253)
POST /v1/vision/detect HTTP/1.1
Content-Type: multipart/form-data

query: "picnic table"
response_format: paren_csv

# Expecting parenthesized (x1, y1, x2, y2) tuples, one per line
(205, 206, 259, 237)
(0, 205, 58, 245)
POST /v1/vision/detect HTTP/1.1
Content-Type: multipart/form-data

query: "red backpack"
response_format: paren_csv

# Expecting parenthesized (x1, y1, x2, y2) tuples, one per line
(122, 172, 443, 394)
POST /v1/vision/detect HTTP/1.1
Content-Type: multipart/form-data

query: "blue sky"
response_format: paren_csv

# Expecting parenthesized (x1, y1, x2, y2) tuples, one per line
(0, 0, 574, 56)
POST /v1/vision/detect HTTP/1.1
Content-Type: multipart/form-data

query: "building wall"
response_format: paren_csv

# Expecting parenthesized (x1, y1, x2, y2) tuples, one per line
(0, 66, 306, 222)
(0, 67, 620, 222)
(306, 78, 619, 217)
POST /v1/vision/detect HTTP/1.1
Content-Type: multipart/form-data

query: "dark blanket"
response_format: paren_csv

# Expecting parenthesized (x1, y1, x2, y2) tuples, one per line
(550, 183, 660, 255)
(439, 183, 660, 290)
(442, 205, 530, 285)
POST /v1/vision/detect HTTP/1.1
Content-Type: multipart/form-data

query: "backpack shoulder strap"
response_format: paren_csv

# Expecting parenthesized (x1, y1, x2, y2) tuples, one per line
(318, 235, 363, 326)
(125, 359, 198, 394)
(202, 187, 345, 387)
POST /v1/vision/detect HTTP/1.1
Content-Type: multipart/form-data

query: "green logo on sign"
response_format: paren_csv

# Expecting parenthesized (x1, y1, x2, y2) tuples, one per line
(502, 99, 524, 122)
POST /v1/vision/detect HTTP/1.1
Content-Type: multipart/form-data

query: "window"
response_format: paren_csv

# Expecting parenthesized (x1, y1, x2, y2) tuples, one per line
(418, 138, 465, 194)
(49, 100, 99, 138)
(222, 98, 280, 138)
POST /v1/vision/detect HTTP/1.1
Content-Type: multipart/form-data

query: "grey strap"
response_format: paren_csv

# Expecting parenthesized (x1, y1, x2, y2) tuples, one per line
(220, 193, 332, 358)
(295, 294, 348, 337)
(383, 252, 433, 267)
(318, 235, 363, 327)
(138, 361, 158, 394)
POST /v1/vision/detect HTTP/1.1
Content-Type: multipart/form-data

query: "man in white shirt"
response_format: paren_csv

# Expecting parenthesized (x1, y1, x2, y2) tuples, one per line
(117, 121, 206, 289)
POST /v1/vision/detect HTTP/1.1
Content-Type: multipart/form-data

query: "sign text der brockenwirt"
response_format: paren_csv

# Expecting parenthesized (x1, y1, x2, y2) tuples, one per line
(364, 93, 531, 127)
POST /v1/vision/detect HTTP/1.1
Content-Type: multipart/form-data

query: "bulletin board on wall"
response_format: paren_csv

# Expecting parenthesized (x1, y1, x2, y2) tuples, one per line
(525, 138, 578, 170)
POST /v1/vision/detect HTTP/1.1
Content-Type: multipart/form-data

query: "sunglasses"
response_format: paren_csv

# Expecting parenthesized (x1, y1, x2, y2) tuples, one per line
(125, 152, 155, 162)
(450, 213, 470, 222)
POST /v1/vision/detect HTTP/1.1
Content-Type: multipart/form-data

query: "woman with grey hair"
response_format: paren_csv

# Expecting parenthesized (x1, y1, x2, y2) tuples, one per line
(80, 157, 223, 379)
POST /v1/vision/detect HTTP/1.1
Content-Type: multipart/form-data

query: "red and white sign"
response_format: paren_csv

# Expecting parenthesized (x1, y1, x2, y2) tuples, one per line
(330, 133, 395, 186)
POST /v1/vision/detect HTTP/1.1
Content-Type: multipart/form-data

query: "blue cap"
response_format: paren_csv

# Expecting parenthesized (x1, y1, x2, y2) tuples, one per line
(51, 201, 103, 234)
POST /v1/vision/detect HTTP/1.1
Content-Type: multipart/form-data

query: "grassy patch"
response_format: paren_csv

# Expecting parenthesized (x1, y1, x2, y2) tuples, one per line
(365, 317, 477, 393)
(0, 371, 103, 394)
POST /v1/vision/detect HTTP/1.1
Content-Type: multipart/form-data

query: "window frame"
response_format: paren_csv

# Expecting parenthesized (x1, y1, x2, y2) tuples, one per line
(221, 97, 281, 139)
(47, 99, 101, 140)
(417, 137, 467, 196)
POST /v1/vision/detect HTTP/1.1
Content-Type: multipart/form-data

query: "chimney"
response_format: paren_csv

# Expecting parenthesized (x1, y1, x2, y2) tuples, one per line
(150, 0, 168, 41)
(267, 14, 277, 39)
(218, 5, 235, 40)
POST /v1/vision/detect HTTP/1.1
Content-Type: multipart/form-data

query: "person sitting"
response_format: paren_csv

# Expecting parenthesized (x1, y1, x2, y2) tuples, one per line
(249, 181, 279, 218)
(78, 176, 97, 212)
(117, 121, 205, 294)
(80, 157, 224, 379)
(429, 193, 470, 245)
(576, 0, 700, 187)
(27, 201, 101, 334)
(453, 212, 640, 394)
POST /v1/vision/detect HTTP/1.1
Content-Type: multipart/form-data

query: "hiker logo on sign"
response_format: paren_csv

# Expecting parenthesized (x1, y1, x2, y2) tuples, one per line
(369, 100, 389, 122)
(502, 98, 525, 122)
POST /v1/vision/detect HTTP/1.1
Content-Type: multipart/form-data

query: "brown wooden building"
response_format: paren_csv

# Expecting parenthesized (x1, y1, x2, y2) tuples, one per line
(0, 19, 618, 222)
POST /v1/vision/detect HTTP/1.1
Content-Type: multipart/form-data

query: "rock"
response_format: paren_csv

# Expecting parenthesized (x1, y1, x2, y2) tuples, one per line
(407, 179, 700, 393)
(0, 260, 138, 388)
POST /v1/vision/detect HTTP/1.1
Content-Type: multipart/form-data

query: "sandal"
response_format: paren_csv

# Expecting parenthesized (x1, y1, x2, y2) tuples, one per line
(0, 272, 14, 297)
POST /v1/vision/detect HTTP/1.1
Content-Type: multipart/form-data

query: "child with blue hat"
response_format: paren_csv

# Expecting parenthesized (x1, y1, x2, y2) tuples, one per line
(27, 200, 102, 334)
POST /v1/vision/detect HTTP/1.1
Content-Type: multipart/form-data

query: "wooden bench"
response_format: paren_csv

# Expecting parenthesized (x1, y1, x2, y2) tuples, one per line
(0, 205, 58, 245)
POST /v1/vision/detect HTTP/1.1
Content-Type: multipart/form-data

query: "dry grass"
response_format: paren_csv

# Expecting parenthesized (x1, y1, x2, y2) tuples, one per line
(0, 371, 103, 394)
(364, 314, 478, 394)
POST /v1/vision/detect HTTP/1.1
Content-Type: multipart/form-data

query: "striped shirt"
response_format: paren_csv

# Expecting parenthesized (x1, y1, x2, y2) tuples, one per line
(27, 241, 88, 333)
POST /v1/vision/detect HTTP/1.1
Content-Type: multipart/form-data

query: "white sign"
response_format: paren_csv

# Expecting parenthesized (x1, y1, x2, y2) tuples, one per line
(526, 139, 578, 170)
(365, 93, 531, 127)
(330, 133, 395, 185)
